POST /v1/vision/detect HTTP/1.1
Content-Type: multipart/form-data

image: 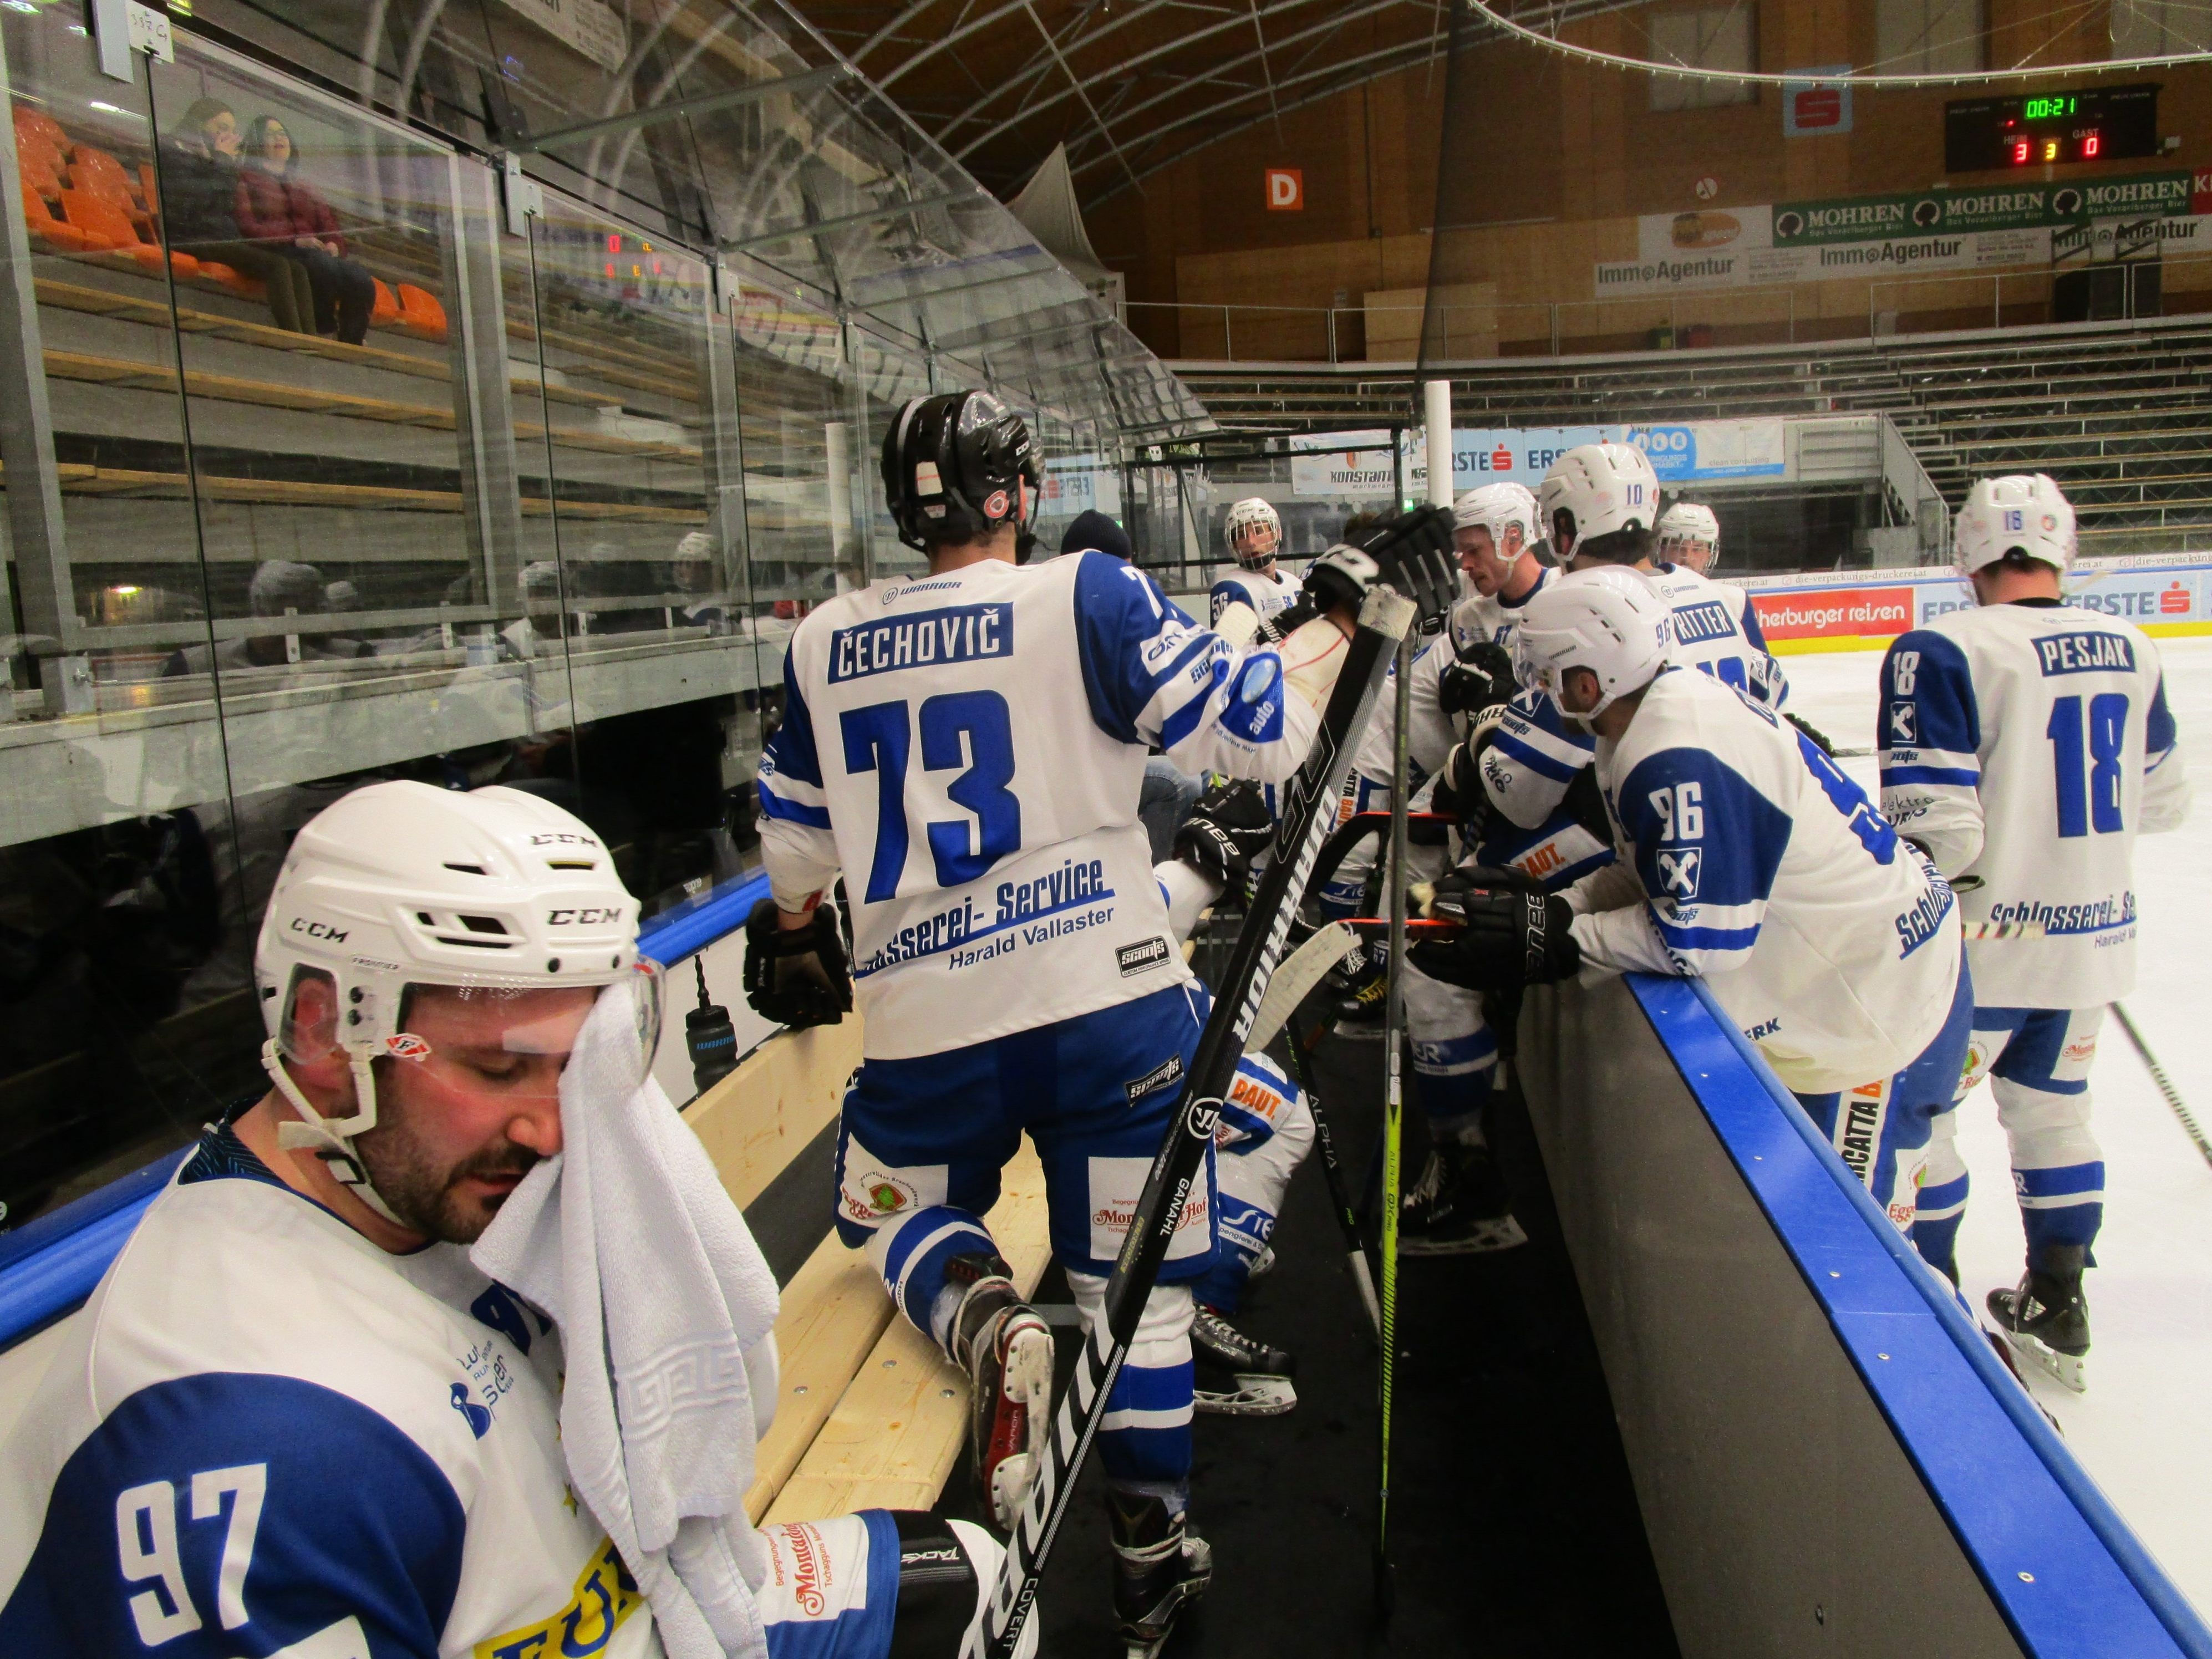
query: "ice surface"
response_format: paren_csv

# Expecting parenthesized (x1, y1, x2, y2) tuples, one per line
(1781, 639, 2212, 1620)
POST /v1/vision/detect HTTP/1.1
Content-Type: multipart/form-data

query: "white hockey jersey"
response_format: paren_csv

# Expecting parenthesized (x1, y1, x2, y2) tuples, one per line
(1878, 599, 2189, 1008)
(1208, 565, 1300, 628)
(1482, 564, 1787, 833)
(757, 552, 1340, 1059)
(1569, 666, 1962, 1093)
(0, 1124, 686, 1659)
(1351, 569, 1558, 789)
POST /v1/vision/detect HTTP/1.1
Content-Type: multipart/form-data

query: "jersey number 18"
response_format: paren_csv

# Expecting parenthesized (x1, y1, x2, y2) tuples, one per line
(2047, 692, 2128, 838)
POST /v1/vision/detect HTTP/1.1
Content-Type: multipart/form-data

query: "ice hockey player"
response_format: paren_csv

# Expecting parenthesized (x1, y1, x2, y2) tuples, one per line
(1210, 497, 1301, 627)
(747, 389, 1454, 1653)
(1412, 569, 1974, 1255)
(1879, 474, 2190, 1391)
(1157, 780, 1313, 1412)
(1656, 500, 1721, 576)
(1427, 444, 1786, 937)
(1320, 481, 1563, 1250)
(0, 781, 1039, 1658)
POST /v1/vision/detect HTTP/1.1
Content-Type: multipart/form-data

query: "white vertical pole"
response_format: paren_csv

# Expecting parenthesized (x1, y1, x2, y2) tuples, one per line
(1422, 379, 1453, 508)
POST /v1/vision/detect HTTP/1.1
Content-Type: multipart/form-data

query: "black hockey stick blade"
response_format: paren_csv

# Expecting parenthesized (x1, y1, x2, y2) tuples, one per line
(968, 586, 1421, 1659)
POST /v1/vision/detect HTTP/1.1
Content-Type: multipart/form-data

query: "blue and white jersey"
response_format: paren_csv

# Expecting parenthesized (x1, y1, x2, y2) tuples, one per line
(1352, 572, 1556, 791)
(1569, 666, 1962, 1093)
(1646, 563, 1788, 709)
(0, 1123, 692, 1659)
(1479, 565, 1784, 833)
(1879, 599, 2189, 1009)
(757, 552, 1340, 1060)
(1208, 565, 1300, 629)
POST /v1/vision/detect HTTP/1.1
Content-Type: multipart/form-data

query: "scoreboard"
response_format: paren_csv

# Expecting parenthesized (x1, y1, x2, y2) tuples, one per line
(1945, 84, 2160, 172)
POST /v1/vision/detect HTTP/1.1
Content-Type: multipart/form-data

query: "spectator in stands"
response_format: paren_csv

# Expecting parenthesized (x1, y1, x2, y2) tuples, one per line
(237, 116, 376, 345)
(672, 529, 728, 633)
(162, 559, 370, 674)
(158, 98, 314, 336)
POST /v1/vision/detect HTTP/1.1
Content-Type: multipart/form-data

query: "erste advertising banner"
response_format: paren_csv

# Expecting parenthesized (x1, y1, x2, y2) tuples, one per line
(1290, 423, 1789, 497)
(1736, 554, 2212, 647)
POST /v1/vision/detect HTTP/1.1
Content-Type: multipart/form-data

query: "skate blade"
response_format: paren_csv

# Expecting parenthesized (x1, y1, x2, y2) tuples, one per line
(987, 1324, 1057, 1529)
(1999, 1325, 2087, 1395)
(1120, 1544, 1213, 1658)
(1193, 1374, 1297, 1416)
(1399, 1215, 1528, 1256)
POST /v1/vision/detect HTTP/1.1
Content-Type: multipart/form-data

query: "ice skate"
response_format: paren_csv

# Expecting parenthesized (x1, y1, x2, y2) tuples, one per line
(1329, 961, 1389, 1037)
(949, 1270, 1054, 1528)
(1987, 1248, 2089, 1394)
(1191, 1304, 1296, 1416)
(1400, 1138, 1527, 1255)
(1111, 1490, 1212, 1657)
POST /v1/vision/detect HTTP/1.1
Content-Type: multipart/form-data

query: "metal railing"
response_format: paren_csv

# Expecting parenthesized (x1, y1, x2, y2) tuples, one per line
(1130, 252, 2212, 366)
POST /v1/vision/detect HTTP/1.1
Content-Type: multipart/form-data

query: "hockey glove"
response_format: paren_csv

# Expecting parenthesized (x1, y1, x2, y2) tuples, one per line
(1173, 778, 1274, 890)
(1560, 763, 1614, 845)
(1408, 869, 1580, 993)
(1428, 735, 1494, 843)
(1784, 710, 1835, 757)
(1301, 506, 1459, 629)
(743, 898, 852, 1029)
(1436, 640, 1518, 721)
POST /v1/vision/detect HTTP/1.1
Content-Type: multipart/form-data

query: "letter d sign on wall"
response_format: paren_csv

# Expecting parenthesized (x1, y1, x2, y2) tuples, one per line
(1265, 168, 1304, 211)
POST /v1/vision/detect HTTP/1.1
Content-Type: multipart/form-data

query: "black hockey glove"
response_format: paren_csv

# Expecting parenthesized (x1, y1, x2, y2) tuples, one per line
(1428, 735, 1494, 843)
(1560, 764, 1614, 845)
(743, 898, 852, 1029)
(1784, 710, 1835, 757)
(1301, 505, 1458, 629)
(1408, 869, 1580, 994)
(1436, 640, 1518, 721)
(1173, 778, 1274, 890)
(1257, 598, 1319, 645)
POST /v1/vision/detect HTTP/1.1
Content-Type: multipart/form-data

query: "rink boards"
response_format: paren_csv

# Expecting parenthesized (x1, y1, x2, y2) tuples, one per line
(1519, 974, 2212, 1659)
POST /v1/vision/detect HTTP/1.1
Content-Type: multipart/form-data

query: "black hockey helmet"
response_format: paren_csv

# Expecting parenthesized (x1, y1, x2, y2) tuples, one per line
(881, 390, 1041, 554)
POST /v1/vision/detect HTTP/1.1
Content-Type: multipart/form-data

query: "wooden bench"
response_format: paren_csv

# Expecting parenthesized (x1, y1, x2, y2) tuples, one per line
(680, 1017, 1057, 1523)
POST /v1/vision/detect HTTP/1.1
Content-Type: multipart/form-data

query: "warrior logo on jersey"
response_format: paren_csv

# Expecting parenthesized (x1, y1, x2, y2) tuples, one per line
(1655, 847, 1702, 899)
(1889, 702, 1917, 744)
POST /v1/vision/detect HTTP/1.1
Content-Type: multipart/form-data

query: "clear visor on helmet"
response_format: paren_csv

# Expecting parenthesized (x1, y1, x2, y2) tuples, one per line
(281, 960, 664, 1106)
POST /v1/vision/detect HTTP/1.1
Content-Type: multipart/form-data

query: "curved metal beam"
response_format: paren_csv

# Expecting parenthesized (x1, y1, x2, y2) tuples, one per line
(1051, 0, 1426, 176)
(1080, 35, 1441, 206)
(950, 0, 1340, 159)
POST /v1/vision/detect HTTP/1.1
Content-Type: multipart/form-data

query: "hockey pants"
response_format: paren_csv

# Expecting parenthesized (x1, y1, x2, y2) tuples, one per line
(1913, 1005, 2106, 1274)
(757, 1510, 1040, 1657)
(1196, 1079, 1315, 1314)
(1797, 954, 1974, 1264)
(835, 984, 1211, 1494)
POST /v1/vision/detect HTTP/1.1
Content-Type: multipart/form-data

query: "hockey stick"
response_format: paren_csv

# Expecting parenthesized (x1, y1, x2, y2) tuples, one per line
(1279, 1007, 1385, 1338)
(968, 584, 1423, 1659)
(1248, 920, 1361, 1054)
(2111, 1001, 2212, 1172)
(1374, 628, 1415, 1619)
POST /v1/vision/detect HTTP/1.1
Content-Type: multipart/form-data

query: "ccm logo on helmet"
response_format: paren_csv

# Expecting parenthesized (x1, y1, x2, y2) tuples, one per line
(530, 832, 600, 847)
(546, 907, 624, 926)
(291, 917, 350, 944)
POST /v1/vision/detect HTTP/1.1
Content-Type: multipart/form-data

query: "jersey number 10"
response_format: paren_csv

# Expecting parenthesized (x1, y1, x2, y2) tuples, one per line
(2047, 693, 2128, 838)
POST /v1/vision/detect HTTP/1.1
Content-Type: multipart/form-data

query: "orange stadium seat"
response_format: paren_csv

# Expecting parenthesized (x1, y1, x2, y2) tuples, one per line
(394, 283, 447, 342)
(370, 278, 400, 328)
(21, 172, 100, 252)
(57, 190, 195, 277)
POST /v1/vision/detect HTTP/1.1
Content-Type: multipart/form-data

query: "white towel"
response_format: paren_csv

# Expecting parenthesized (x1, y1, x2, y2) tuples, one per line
(472, 978, 782, 1659)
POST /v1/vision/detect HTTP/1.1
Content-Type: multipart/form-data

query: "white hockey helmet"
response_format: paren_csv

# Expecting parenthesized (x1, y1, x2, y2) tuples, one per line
(1656, 501, 1720, 570)
(1224, 497, 1282, 569)
(1538, 443, 1660, 557)
(1956, 474, 2075, 578)
(1453, 481, 1540, 552)
(1513, 566, 1671, 722)
(255, 781, 661, 1223)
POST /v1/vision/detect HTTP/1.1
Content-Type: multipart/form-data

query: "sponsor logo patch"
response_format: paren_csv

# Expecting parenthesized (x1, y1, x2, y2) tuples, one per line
(1888, 701, 1916, 744)
(1655, 847, 1701, 899)
(837, 1134, 948, 1227)
(1125, 1051, 1186, 1103)
(1117, 936, 1172, 976)
(1089, 1154, 1212, 1263)
(474, 1536, 642, 1659)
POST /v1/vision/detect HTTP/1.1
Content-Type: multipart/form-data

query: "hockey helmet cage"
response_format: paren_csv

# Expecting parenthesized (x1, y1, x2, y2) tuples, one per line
(1513, 566, 1670, 722)
(1538, 442, 1660, 556)
(1452, 482, 1540, 552)
(1224, 497, 1282, 569)
(882, 390, 1041, 553)
(255, 781, 662, 1223)
(1956, 474, 2075, 578)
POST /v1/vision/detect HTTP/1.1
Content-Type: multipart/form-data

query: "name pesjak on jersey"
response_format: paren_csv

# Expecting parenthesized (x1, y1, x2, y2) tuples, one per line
(1878, 599, 2189, 1009)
